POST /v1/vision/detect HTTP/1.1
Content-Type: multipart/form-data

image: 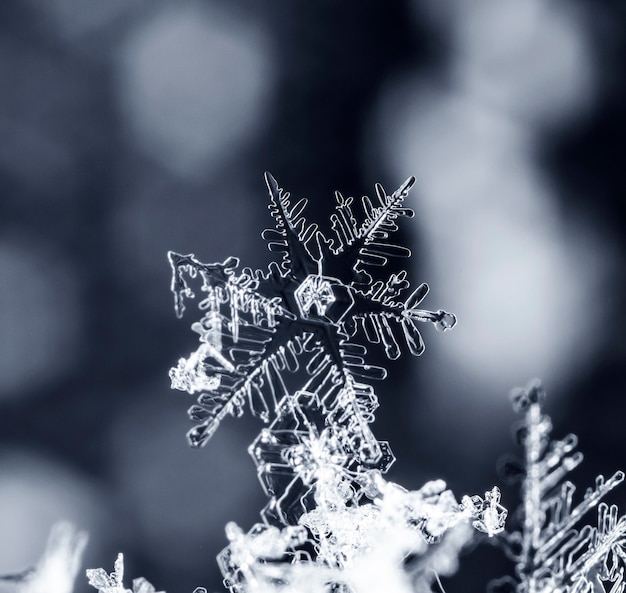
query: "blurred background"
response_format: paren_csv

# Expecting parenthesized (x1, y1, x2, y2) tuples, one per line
(0, 0, 625, 591)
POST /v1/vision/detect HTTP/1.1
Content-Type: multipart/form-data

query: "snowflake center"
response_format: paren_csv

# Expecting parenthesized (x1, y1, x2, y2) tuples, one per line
(294, 275, 337, 317)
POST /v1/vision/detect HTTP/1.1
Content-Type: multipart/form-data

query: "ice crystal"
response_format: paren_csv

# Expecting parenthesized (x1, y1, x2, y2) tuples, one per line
(87, 554, 163, 593)
(76, 176, 626, 593)
(493, 380, 626, 593)
(218, 476, 504, 593)
(168, 175, 505, 592)
(168, 173, 457, 448)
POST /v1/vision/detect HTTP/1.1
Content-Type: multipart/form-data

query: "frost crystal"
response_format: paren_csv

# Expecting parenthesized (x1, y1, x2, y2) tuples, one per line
(294, 275, 336, 317)
(167, 174, 458, 448)
(87, 554, 163, 593)
(494, 380, 626, 593)
(168, 175, 505, 592)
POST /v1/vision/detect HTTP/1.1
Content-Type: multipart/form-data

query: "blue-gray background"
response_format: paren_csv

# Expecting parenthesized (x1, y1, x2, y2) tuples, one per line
(0, 1, 625, 591)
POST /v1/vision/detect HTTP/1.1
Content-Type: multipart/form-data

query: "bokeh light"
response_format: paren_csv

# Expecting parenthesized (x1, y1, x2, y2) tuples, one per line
(108, 392, 264, 586)
(28, 0, 146, 41)
(374, 85, 612, 397)
(116, 2, 275, 178)
(0, 41, 93, 199)
(417, 0, 596, 127)
(0, 237, 81, 399)
(0, 452, 107, 574)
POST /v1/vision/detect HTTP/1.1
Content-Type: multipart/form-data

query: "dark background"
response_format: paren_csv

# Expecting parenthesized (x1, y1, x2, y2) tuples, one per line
(0, 1, 625, 592)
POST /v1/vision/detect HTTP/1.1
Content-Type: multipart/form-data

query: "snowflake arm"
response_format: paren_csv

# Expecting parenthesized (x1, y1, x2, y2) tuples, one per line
(263, 172, 325, 278)
(325, 177, 415, 288)
(494, 380, 626, 593)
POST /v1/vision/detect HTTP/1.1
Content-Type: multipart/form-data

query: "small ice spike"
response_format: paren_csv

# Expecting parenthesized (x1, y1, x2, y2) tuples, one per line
(86, 554, 164, 593)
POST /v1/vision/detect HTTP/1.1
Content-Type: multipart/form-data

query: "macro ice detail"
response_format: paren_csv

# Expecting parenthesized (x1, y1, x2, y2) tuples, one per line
(87, 554, 163, 593)
(168, 173, 457, 448)
(493, 380, 626, 593)
(294, 275, 337, 317)
(166, 174, 505, 592)
(82, 178, 626, 592)
(217, 476, 505, 593)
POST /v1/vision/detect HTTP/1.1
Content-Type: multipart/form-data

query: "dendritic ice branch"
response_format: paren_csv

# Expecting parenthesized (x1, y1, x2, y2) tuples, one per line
(493, 380, 626, 593)
(167, 173, 456, 449)
(163, 175, 505, 593)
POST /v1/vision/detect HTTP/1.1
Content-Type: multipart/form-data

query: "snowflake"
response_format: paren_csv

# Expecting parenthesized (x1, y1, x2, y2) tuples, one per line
(167, 175, 505, 593)
(167, 173, 457, 448)
(493, 380, 626, 593)
(82, 177, 626, 593)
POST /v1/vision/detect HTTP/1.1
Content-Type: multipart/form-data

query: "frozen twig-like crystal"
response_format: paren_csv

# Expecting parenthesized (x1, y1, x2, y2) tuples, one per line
(493, 380, 626, 593)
